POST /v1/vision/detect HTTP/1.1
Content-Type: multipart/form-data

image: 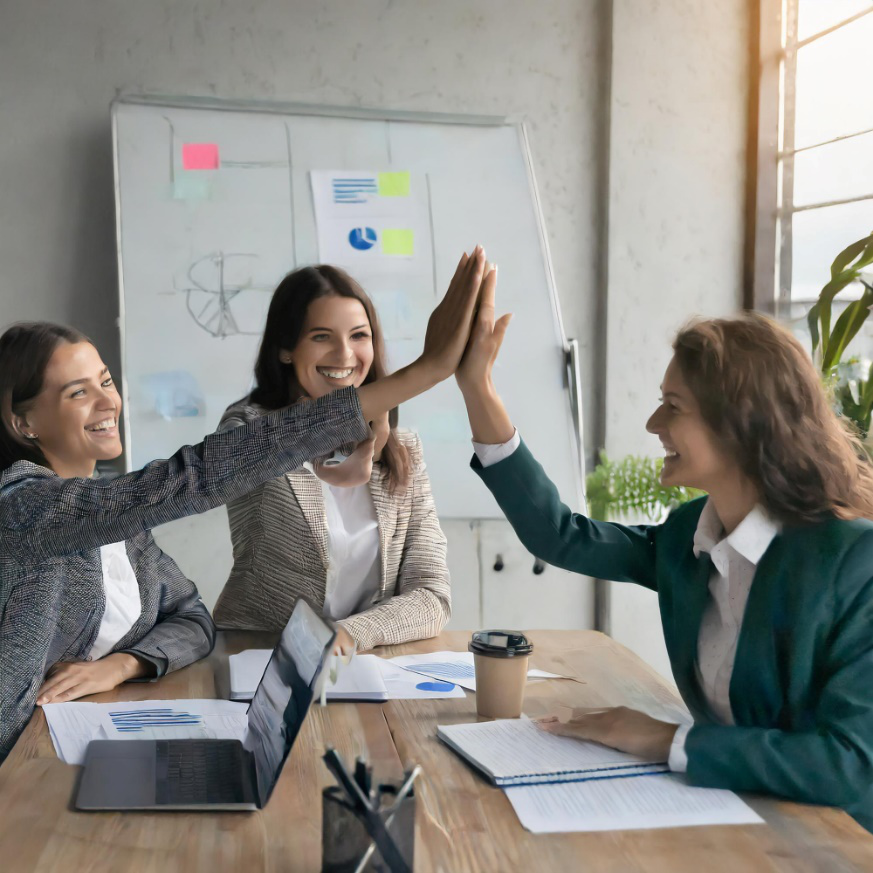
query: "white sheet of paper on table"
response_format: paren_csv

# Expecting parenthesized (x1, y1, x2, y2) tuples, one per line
(42, 699, 248, 765)
(505, 772, 763, 833)
(389, 651, 570, 691)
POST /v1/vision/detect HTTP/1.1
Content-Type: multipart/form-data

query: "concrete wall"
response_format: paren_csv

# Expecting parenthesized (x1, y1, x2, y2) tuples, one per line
(604, 0, 750, 679)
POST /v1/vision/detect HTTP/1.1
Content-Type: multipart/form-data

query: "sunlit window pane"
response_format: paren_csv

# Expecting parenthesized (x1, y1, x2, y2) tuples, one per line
(794, 13, 873, 148)
(790, 201, 873, 302)
(794, 131, 873, 207)
(797, 0, 873, 42)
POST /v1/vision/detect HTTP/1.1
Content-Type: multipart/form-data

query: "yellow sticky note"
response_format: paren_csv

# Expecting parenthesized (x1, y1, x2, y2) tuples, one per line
(378, 172, 411, 197)
(381, 229, 414, 256)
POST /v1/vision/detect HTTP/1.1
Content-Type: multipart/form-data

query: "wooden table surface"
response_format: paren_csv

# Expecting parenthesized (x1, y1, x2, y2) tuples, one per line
(1, 629, 872, 872)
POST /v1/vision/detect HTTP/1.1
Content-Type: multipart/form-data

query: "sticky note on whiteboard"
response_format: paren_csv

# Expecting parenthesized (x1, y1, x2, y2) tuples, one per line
(182, 143, 220, 170)
(381, 229, 414, 256)
(378, 172, 410, 197)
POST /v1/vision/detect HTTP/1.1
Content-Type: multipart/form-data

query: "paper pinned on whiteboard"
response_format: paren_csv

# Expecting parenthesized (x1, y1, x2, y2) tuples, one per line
(310, 170, 433, 278)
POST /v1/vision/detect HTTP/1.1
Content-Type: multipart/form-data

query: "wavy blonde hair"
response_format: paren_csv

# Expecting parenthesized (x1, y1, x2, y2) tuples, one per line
(673, 312, 873, 524)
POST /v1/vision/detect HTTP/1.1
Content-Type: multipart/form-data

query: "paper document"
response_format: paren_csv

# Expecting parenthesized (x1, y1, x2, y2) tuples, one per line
(505, 773, 763, 833)
(437, 717, 666, 786)
(42, 699, 249, 765)
(390, 651, 568, 691)
(228, 650, 466, 702)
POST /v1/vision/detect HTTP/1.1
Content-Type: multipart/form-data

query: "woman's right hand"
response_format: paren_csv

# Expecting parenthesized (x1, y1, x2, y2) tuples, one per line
(455, 262, 511, 396)
(418, 247, 487, 382)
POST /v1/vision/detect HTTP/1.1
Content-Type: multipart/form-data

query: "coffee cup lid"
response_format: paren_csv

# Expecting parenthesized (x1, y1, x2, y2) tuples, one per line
(469, 630, 533, 658)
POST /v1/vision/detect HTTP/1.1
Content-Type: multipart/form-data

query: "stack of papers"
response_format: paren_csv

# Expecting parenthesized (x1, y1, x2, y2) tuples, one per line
(228, 650, 467, 702)
(42, 699, 248, 765)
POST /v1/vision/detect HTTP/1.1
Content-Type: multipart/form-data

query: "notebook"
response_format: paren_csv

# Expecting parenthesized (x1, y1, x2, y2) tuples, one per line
(437, 717, 668, 787)
(230, 650, 388, 701)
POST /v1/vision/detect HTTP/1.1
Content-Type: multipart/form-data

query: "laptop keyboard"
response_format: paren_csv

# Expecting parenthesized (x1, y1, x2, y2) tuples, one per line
(155, 740, 250, 805)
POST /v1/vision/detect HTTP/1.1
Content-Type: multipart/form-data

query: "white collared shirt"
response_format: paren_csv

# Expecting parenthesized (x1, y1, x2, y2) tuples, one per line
(472, 432, 782, 773)
(89, 541, 143, 660)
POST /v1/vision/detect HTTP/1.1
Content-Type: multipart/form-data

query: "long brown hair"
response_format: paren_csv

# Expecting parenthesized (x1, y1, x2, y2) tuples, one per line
(673, 312, 873, 524)
(250, 265, 411, 492)
(0, 322, 90, 471)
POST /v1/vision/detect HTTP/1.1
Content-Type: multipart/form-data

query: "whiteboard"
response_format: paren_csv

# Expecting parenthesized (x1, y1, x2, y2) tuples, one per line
(112, 96, 583, 519)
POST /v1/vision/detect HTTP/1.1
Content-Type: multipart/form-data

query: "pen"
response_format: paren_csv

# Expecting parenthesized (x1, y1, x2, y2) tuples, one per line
(323, 749, 410, 873)
(352, 765, 421, 873)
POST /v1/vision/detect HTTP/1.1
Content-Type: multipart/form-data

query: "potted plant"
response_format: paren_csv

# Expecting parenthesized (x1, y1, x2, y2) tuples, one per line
(807, 231, 873, 438)
(585, 453, 703, 523)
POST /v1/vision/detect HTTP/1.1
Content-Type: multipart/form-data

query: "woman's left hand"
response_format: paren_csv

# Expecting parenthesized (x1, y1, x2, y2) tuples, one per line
(535, 706, 679, 760)
(36, 653, 152, 705)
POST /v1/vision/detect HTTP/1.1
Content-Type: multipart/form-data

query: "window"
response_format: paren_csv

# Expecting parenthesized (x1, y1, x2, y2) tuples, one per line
(749, 1, 873, 317)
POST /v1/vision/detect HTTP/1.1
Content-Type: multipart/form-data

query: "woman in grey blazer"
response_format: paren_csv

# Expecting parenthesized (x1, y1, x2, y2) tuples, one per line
(213, 266, 451, 653)
(0, 246, 487, 759)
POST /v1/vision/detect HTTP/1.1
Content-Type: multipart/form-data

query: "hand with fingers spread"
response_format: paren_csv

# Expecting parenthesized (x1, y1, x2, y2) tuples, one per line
(36, 653, 153, 705)
(453, 260, 516, 445)
(535, 706, 680, 761)
(418, 246, 488, 381)
(456, 262, 512, 395)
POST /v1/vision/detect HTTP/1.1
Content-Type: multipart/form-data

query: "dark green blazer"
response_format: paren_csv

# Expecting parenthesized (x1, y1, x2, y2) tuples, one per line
(474, 440, 873, 831)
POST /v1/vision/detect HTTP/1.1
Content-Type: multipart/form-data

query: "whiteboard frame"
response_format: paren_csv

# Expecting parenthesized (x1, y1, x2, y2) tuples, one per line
(111, 94, 585, 513)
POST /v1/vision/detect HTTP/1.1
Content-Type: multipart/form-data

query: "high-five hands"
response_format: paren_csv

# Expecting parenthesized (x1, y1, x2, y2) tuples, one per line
(455, 260, 510, 396)
(419, 246, 488, 381)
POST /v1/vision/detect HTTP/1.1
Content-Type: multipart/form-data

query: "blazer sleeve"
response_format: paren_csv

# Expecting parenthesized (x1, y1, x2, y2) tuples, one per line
(685, 534, 873, 810)
(472, 438, 659, 590)
(117, 534, 216, 677)
(0, 388, 367, 562)
(341, 435, 451, 650)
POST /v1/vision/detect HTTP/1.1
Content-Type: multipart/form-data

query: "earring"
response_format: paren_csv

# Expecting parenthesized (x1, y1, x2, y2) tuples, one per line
(280, 353, 293, 364)
(24, 433, 38, 440)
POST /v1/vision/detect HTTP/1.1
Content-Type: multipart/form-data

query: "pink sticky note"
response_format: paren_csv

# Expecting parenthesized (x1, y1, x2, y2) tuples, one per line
(182, 143, 220, 170)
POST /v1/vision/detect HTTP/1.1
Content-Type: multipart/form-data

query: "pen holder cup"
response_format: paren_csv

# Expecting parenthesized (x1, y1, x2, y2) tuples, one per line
(322, 784, 415, 873)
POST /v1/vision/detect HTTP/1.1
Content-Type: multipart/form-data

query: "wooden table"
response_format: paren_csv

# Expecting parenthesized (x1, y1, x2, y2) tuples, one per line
(1, 630, 872, 872)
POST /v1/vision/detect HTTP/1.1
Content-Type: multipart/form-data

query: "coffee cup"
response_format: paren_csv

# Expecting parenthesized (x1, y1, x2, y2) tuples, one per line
(469, 630, 533, 719)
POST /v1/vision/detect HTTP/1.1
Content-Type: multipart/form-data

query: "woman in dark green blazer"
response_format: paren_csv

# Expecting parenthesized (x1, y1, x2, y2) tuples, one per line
(457, 267, 873, 831)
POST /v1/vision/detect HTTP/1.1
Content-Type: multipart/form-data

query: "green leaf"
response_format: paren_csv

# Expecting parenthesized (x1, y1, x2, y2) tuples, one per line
(831, 232, 873, 278)
(822, 284, 873, 370)
(817, 273, 859, 362)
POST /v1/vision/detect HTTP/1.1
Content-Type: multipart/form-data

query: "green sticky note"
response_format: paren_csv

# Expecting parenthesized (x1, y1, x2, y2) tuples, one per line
(171, 173, 212, 201)
(381, 229, 414, 256)
(378, 172, 410, 197)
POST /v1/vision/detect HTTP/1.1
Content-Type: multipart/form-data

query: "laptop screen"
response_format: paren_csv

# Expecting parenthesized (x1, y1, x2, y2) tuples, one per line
(243, 599, 336, 805)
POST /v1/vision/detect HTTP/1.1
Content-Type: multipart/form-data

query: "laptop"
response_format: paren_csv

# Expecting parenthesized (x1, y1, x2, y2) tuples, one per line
(75, 599, 336, 811)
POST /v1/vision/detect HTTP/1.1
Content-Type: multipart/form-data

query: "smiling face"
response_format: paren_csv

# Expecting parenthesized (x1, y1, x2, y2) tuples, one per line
(15, 341, 122, 477)
(284, 295, 374, 399)
(645, 356, 739, 492)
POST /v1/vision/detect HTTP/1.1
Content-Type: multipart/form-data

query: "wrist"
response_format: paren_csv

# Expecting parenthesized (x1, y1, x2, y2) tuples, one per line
(459, 376, 496, 402)
(111, 653, 150, 682)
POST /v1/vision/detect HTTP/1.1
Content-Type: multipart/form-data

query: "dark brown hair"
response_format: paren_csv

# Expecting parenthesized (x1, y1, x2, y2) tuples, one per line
(673, 312, 873, 525)
(0, 322, 90, 471)
(250, 265, 411, 492)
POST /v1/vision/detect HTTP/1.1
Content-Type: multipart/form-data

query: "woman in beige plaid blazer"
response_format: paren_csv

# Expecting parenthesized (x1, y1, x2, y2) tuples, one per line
(213, 265, 451, 652)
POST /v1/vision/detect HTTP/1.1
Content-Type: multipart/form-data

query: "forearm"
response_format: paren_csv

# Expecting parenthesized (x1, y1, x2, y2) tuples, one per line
(357, 360, 441, 424)
(341, 588, 450, 650)
(460, 380, 515, 445)
(123, 595, 216, 676)
(686, 722, 873, 808)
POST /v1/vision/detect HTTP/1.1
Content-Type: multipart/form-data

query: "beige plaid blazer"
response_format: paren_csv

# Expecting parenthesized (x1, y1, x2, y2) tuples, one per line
(213, 401, 451, 650)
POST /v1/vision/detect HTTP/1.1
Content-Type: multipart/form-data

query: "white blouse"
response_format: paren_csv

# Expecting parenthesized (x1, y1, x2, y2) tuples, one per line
(304, 465, 382, 623)
(88, 541, 142, 660)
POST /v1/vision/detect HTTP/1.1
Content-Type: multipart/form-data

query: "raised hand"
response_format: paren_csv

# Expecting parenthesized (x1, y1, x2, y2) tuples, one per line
(419, 247, 487, 381)
(456, 262, 510, 396)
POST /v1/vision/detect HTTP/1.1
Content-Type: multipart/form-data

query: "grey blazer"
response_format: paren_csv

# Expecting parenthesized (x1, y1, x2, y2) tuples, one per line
(0, 387, 367, 759)
(213, 401, 451, 650)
